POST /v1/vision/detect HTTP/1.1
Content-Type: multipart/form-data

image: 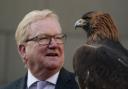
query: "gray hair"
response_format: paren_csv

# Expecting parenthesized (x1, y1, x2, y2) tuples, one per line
(15, 9, 60, 45)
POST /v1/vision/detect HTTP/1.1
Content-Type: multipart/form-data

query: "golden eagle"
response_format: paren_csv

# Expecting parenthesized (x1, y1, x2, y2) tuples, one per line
(73, 11, 128, 89)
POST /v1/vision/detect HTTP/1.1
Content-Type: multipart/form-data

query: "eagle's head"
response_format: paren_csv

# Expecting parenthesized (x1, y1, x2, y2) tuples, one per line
(75, 11, 119, 43)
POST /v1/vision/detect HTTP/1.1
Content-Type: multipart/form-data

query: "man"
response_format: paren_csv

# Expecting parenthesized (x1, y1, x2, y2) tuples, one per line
(1, 9, 79, 89)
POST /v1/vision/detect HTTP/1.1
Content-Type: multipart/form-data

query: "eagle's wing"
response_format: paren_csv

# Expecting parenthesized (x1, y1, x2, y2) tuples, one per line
(73, 45, 98, 89)
(73, 44, 128, 89)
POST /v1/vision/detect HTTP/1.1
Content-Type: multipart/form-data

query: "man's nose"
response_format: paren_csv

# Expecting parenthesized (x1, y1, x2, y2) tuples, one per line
(47, 38, 58, 48)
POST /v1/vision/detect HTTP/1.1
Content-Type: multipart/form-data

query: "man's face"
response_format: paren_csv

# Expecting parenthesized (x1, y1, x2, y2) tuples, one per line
(19, 17, 64, 78)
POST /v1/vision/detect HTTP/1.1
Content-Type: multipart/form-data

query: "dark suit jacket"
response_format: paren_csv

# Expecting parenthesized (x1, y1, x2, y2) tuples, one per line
(1, 68, 79, 89)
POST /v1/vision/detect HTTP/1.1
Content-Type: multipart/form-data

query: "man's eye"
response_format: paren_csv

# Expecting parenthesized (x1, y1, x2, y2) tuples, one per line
(39, 37, 49, 40)
(55, 36, 62, 39)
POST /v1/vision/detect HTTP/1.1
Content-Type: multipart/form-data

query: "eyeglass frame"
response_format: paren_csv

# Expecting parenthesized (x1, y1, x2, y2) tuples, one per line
(24, 33, 67, 46)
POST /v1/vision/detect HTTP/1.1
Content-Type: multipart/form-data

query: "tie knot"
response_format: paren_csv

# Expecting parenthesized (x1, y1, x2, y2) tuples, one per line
(37, 81, 47, 89)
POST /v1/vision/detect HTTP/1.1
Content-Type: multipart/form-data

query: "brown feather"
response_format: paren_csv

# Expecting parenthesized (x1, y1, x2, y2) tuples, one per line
(74, 11, 128, 89)
(84, 11, 119, 44)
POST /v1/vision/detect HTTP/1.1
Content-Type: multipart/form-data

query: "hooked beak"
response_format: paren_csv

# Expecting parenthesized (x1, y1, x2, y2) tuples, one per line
(74, 19, 87, 29)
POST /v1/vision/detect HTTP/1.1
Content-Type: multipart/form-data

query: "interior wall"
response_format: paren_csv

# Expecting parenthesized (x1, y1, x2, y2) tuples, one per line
(0, 0, 128, 85)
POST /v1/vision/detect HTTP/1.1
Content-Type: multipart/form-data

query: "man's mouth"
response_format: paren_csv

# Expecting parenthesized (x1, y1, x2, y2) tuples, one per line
(46, 53, 59, 57)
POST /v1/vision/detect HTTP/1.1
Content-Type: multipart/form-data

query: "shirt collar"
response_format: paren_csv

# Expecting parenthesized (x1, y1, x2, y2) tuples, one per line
(46, 71, 59, 85)
(27, 69, 60, 88)
(27, 69, 39, 88)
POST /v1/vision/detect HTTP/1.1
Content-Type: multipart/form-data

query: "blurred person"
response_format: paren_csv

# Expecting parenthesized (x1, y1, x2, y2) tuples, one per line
(1, 9, 79, 89)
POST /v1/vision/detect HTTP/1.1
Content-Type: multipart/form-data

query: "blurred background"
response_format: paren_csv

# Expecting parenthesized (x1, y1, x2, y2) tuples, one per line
(0, 0, 128, 85)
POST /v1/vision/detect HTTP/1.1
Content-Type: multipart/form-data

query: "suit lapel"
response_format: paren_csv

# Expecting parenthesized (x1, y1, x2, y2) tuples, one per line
(15, 74, 27, 89)
(55, 68, 75, 89)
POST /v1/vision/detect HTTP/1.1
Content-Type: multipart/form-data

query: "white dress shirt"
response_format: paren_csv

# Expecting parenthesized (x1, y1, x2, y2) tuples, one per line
(27, 69, 59, 89)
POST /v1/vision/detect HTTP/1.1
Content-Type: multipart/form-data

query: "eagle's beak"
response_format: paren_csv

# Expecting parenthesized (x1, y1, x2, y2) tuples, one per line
(74, 19, 87, 29)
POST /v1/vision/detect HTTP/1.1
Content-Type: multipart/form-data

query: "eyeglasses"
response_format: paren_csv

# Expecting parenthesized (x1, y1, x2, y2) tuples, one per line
(25, 33, 67, 45)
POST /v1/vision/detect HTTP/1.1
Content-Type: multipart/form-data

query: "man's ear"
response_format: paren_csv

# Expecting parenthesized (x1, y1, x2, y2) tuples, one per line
(18, 44, 27, 63)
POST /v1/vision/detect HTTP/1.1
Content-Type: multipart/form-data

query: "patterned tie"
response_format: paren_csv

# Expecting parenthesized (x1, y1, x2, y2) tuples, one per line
(37, 81, 47, 89)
